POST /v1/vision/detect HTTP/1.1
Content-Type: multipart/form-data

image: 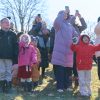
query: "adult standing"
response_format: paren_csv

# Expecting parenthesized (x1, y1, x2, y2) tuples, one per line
(51, 10, 77, 92)
(0, 18, 18, 93)
(37, 22, 50, 78)
(94, 17, 100, 80)
(28, 14, 42, 36)
(65, 6, 87, 89)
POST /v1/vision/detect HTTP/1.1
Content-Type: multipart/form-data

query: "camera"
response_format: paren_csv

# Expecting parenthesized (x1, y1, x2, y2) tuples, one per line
(37, 14, 41, 17)
(76, 10, 79, 13)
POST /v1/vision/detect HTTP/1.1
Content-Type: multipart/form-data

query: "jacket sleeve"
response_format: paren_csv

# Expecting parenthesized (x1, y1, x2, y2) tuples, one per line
(54, 17, 63, 33)
(71, 44, 78, 52)
(70, 16, 87, 33)
(31, 46, 38, 65)
(12, 33, 18, 65)
(78, 18, 87, 32)
(93, 44, 100, 51)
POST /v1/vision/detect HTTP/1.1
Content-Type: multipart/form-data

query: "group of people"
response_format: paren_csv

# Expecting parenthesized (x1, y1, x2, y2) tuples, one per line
(0, 14, 50, 93)
(51, 6, 100, 97)
(0, 5, 100, 97)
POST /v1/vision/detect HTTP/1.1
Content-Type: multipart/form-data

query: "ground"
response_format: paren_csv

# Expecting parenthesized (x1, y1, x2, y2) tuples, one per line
(0, 63, 100, 100)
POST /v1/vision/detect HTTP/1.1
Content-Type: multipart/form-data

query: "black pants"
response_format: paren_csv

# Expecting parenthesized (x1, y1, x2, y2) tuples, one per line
(97, 57, 100, 80)
(39, 67, 46, 78)
(73, 52, 79, 87)
(53, 65, 72, 89)
(73, 52, 78, 77)
(93, 55, 97, 64)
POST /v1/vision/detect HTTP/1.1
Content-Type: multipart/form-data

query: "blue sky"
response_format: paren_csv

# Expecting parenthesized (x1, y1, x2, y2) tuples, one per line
(47, 0, 100, 24)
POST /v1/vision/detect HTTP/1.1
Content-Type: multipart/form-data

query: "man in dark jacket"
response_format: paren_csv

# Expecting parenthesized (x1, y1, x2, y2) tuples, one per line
(0, 18, 18, 93)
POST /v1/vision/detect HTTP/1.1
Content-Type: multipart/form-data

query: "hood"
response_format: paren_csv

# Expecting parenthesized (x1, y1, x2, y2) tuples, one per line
(79, 35, 90, 45)
(54, 10, 66, 24)
(57, 10, 65, 21)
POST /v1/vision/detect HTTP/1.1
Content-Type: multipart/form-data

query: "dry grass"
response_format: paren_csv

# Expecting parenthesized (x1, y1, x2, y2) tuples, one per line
(0, 63, 100, 100)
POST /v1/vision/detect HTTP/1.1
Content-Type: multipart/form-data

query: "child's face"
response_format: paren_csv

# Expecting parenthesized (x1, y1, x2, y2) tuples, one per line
(82, 36, 89, 43)
(32, 40, 37, 47)
(21, 35, 29, 44)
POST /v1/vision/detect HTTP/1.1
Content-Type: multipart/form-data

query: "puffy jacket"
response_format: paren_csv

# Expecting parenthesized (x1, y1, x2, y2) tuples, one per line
(95, 37, 100, 57)
(71, 35, 100, 70)
(0, 29, 18, 64)
(18, 42, 37, 67)
(51, 11, 77, 67)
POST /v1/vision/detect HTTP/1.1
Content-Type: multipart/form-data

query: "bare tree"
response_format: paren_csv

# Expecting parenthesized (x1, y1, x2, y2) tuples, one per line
(83, 20, 96, 42)
(0, 0, 46, 32)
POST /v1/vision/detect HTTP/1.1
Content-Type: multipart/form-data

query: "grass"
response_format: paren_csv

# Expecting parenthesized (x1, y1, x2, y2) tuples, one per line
(0, 63, 100, 100)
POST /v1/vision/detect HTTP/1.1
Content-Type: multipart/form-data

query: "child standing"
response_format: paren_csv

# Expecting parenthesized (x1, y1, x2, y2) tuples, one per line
(31, 36, 41, 88)
(71, 35, 100, 96)
(17, 34, 37, 93)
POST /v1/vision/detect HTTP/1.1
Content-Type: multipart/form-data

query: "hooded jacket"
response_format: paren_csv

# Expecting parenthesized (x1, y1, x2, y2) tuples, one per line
(18, 42, 37, 67)
(71, 35, 100, 70)
(51, 10, 77, 67)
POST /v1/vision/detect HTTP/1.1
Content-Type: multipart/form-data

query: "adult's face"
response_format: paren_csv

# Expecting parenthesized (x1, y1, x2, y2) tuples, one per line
(35, 16, 42, 23)
(64, 11, 68, 20)
(1, 18, 10, 31)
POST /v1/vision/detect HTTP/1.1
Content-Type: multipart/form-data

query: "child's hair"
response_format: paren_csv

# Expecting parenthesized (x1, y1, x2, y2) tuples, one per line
(19, 33, 31, 43)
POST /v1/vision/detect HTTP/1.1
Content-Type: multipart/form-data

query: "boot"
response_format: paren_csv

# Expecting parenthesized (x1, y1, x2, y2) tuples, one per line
(20, 82, 27, 92)
(27, 82, 32, 92)
(0, 80, 6, 92)
(5, 81, 12, 93)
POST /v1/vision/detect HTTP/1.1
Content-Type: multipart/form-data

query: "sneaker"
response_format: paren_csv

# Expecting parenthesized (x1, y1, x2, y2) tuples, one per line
(57, 89, 64, 93)
(66, 87, 73, 92)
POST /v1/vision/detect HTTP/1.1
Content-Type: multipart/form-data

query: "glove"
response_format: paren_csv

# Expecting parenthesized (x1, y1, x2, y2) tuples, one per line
(72, 37, 79, 44)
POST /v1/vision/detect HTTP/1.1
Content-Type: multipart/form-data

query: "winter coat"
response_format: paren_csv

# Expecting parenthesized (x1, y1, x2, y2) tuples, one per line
(29, 22, 42, 36)
(94, 22, 100, 57)
(0, 29, 18, 64)
(18, 42, 37, 67)
(71, 35, 100, 70)
(49, 27, 55, 54)
(95, 36, 100, 57)
(37, 35, 50, 68)
(51, 10, 77, 67)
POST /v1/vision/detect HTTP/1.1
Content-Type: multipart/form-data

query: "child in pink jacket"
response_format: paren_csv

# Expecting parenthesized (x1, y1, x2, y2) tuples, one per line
(17, 33, 37, 93)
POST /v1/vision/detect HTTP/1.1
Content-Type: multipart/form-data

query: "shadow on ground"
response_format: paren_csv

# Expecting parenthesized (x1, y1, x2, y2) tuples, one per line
(0, 64, 99, 100)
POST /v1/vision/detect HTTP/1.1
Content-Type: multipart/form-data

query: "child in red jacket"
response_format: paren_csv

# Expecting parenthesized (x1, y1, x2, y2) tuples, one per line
(71, 34, 100, 96)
